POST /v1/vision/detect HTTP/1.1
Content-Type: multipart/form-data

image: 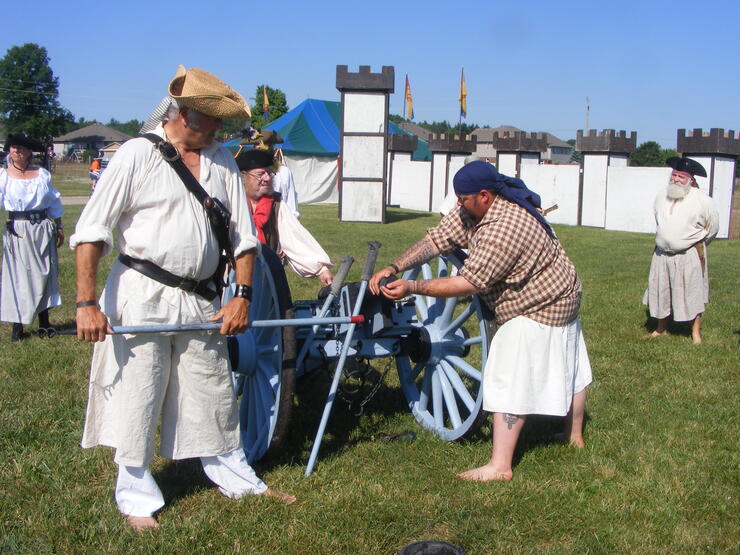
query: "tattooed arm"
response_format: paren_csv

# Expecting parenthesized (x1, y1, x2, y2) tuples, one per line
(379, 274, 478, 301)
(369, 235, 441, 295)
(391, 235, 440, 273)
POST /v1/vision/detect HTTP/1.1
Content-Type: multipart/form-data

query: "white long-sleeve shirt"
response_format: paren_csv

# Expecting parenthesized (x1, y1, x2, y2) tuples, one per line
(653, 186, 719, 253)
(70, 123, 259, 281)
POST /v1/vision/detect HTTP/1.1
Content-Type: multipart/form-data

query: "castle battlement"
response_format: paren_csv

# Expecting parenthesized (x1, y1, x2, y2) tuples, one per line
(491, 131, 547, 153)
(388, 134, 418, 153)
(677, 128, 740, 156)
(428, 133, 477, 154)
(336, 65, 395, 92)
(576, 129, 637, 154)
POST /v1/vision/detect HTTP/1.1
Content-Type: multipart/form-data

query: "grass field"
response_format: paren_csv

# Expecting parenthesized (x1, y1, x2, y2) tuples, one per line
(0, 181, 738, 552)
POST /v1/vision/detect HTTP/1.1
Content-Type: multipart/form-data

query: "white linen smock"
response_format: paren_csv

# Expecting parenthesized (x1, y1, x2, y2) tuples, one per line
(70, 123, 260, 466)
(643, 187, 719, 322)
(272, 164, 299, 218)
(276, 200, 332, 278)
(0, 167, 63, 324)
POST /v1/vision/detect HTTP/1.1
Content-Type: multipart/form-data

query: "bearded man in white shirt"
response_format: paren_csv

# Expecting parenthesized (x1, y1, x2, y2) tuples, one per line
(643, 156, 719, 344)
(71, 66, 294, 531)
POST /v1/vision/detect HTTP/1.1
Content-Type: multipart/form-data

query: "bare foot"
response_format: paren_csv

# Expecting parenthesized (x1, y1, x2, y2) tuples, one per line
(262, 488, 296, 505)
(457, 464, 513, 482)
(553, 432, 585, 448)
(125, 515, 159, 531)
(649, 330, 668, 338)
(692, 334, 702, 345)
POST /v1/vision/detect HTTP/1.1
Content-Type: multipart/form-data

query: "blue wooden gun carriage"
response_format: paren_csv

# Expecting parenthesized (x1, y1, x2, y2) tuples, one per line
(227, 241, 493, 475)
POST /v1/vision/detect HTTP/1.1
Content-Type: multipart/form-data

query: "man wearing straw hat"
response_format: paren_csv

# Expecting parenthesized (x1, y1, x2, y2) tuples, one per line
(71, 65, 295, 531)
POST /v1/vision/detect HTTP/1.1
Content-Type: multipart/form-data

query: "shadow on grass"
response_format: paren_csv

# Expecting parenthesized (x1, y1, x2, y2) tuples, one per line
(154, 458, 215, 506)
(384, 209, 435, 224)
(643, 310, 693, 338)
(264, 361, 410, 468)
(456, 412, 593, 467)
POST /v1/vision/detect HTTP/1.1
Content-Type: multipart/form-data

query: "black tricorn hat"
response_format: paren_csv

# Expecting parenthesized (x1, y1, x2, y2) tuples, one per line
(5, 132, 45, 152)
(235, 148, 275, 171)
(666, 156, 707, 178)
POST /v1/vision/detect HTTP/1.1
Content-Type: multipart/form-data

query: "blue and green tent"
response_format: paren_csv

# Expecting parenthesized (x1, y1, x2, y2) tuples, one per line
(224, 98, 430, 161)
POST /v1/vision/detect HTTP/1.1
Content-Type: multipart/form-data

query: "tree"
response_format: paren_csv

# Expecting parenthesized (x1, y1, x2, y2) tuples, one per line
(630, 141, 676, 167)
(106, 118, 144, 137)
(0, 43, 73, 141)
(389, 116, 485, 137)
(567, 139, 582, 163)
(246, 85, 289, 131)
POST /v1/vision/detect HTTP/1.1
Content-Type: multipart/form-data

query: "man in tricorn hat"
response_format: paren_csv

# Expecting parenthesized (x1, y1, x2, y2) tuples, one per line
(235, 147, 333, 284)
(71, 65, 295, 531)
(643, 156, 719, 344)
(239, 128, 300, 218)
(370, 161, 592, 482)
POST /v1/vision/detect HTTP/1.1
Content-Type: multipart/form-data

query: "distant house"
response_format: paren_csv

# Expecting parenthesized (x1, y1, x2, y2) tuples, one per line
(472, 125, 574, 164)
(53, 123, 133, 157)
(398, 121, 432, 141)
(99, 141, 124, 162)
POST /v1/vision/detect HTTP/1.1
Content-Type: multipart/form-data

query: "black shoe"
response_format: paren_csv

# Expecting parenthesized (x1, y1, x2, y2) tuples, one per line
(38, 309, 50, 329)
(11, 323, 26, 342)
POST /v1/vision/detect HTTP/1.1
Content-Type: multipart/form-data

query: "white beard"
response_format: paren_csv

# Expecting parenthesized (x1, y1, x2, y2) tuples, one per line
(666, 183, 690, 200)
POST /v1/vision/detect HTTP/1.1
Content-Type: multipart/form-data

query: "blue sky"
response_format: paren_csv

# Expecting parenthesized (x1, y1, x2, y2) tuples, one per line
(2, 0, 738, 147)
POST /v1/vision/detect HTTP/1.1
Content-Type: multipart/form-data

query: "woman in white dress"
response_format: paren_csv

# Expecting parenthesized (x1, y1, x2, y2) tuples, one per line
(0, 133, 64, 340)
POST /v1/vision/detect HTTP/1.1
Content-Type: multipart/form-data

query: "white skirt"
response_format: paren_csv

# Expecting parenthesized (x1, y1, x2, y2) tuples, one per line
(642, 247, 708, 322)
(1, 220, 61, 324)
(482, 316, 592, 416)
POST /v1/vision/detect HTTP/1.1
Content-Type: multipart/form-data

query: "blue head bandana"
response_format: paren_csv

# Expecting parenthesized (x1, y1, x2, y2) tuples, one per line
(453, 161, 554, 238)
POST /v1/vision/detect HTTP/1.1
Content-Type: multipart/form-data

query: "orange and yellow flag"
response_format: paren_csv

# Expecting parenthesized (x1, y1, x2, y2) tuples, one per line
(405, 75, 414, 119)
(263, 86, 269, 120)
(458, 68, 467, 118)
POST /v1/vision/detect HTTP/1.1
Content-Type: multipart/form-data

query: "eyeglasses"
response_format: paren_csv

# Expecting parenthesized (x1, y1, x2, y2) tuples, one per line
(456, 193, 479, 204)
(245, 169, 275, 180)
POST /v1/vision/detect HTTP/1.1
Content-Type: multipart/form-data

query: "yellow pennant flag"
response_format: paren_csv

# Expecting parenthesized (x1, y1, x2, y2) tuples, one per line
(405, 75, 414, 119)
(458, 68, 467, 118)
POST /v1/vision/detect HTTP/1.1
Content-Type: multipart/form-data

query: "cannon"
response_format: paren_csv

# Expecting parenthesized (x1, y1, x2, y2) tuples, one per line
(227, 241, 494, 475)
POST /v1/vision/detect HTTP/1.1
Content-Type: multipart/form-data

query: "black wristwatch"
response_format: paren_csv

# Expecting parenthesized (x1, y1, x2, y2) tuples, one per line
(233, 284, 252, 300)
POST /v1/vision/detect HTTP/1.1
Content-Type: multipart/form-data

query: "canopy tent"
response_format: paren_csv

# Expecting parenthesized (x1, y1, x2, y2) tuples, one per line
(224, 98, 430, 205)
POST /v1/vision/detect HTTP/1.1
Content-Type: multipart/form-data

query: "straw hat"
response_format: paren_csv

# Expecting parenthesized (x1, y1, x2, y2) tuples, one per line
(168, 65, 251, 119)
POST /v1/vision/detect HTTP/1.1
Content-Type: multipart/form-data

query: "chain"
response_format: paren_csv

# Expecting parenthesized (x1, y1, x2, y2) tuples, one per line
(327, 355, 392, 417)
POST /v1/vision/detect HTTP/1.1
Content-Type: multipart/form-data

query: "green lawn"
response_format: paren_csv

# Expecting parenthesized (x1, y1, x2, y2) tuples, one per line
(0, 203, 737, 553)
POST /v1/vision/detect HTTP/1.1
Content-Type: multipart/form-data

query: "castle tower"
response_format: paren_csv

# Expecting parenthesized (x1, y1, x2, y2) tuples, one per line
(335, 65, 394, 223)
(491, 131, 547, 178)
(386, 134, 419, 208)
(427, 134, 477, 212)
(677, 128, 739, 239)
(576, 129, 637, 227)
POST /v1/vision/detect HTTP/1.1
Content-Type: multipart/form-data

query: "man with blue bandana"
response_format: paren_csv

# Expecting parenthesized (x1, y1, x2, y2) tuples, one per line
(370, 161, 592, 482)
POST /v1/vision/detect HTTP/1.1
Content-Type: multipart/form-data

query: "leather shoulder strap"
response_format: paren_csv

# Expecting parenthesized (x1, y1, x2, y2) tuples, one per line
(141, 133, 210, 206)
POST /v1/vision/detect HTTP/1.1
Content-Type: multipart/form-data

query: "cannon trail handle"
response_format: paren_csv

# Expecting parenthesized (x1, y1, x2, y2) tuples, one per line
(44, 316, 366, 337)
(360, 241, 382, 282)
(330, 256, 354, 296)
(543, 203, 559, 216)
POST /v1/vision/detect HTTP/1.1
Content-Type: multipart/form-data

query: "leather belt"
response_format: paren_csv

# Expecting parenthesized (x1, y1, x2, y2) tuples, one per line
(8, 209, 48, 223)
(118, 254, 217, 301)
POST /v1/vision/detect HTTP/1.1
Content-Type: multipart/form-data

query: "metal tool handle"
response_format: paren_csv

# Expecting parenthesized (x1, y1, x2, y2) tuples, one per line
(330, 256, 354, 296)
(45, 315, 366, 337)
(360, 241, 382, 282)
